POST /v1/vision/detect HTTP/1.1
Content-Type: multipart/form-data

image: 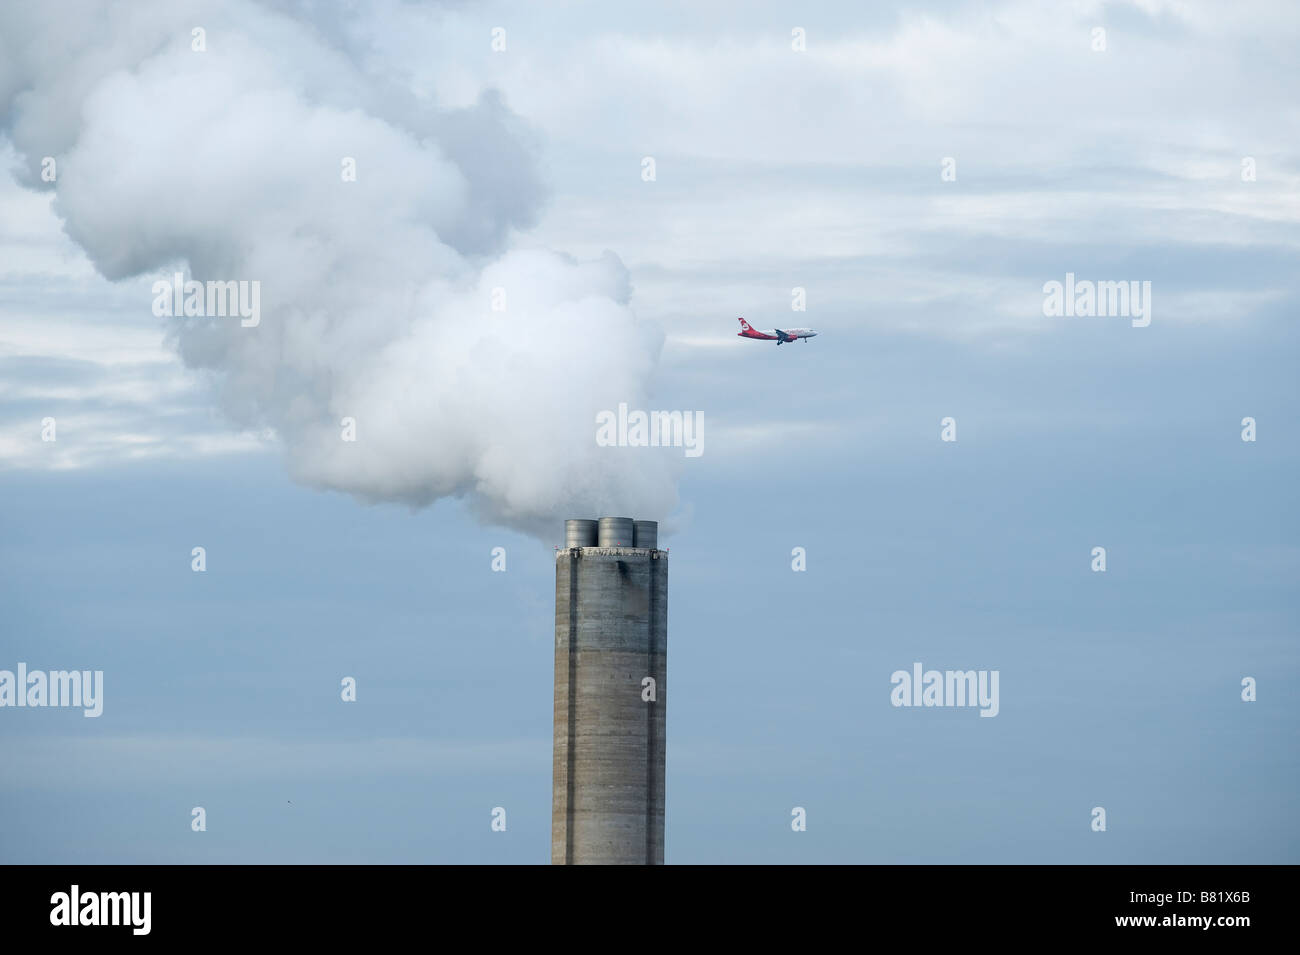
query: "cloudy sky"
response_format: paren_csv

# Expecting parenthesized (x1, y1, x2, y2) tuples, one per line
(1, 0, 1297, 863)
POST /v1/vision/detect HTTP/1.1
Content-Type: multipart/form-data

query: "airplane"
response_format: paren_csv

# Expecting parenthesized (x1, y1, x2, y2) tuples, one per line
(736, 317, 818, 345)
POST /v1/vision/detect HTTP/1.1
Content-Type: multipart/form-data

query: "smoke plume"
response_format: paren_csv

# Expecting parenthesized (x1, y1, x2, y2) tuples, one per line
(0, 1, 679, 537)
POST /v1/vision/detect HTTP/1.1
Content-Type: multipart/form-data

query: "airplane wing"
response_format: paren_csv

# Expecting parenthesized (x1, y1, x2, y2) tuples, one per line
(772, 328, 793, 342)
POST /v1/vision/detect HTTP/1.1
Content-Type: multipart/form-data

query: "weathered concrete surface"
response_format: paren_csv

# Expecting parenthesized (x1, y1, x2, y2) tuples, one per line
(565, 519, 598, 549)
(596, 516, 635, 548)
(552, 542, 667, 865)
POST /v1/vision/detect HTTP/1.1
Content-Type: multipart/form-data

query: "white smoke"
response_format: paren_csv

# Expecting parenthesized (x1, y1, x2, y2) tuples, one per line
(0, 0, 679, 537)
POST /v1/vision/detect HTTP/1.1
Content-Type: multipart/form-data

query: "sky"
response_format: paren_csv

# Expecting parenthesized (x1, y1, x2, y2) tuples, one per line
(1, 0, 1297, 863)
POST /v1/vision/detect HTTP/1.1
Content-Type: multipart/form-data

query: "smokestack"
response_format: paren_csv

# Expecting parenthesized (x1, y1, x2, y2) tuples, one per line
(553, 517, 668, 864)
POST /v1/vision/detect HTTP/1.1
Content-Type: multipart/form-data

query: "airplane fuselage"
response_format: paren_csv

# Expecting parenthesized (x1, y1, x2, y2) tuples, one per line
(737, 317, 818, 344)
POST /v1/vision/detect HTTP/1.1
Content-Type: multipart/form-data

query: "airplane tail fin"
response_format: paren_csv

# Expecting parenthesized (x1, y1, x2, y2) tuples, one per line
(737, 317, 753, 333)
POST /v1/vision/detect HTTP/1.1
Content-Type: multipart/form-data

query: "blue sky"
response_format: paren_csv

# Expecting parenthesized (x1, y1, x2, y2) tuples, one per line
(1, 0, 1297, 863)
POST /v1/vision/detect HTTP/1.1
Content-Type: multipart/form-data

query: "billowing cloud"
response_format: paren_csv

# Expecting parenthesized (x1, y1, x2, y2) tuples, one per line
(0, 0, 679, 536)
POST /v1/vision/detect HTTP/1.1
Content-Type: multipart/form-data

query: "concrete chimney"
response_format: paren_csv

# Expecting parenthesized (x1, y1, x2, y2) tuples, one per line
(552, 517, 667, 864)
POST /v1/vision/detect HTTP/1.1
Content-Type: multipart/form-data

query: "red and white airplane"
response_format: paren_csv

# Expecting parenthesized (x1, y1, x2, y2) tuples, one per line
(736, 317, 818, 345)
